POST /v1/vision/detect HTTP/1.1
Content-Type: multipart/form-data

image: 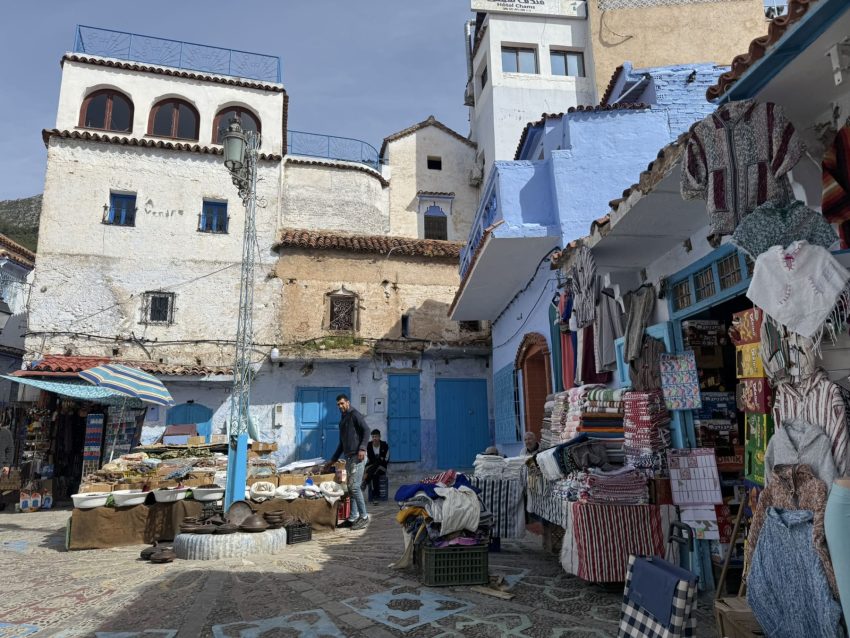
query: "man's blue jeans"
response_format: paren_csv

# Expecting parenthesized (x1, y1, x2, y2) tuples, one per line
(346, 455, 368, 520)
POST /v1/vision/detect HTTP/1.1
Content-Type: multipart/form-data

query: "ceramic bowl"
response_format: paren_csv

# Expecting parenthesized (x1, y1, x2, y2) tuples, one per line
(214, 523, 239, 535)
(192, 486, 225, 502)
(71, 492, 110, 509)
(153, 487, 189, 503)
(112, 489, 150, 507)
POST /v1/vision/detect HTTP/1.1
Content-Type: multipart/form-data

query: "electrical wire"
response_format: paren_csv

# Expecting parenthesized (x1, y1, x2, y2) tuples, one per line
(492, 276, 558, 351)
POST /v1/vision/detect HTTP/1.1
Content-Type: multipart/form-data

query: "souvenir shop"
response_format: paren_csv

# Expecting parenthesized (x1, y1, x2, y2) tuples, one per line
(523, 2, 850, 635)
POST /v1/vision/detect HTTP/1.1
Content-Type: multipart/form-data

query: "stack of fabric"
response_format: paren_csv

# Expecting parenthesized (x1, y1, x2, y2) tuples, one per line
(473, 454, 506, 478)
(575, 387, 626, 465)
(503, 456, 526, 480)
(577, 466, 649, 505)
(623, 390, 672, 476)
(543, 391, 571, 449)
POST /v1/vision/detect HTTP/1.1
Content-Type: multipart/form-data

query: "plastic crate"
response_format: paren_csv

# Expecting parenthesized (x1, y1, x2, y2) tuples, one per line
(337, 496, 351, 523)
(285, 522, 313, 544)
(368, 474, 389, 502)
(417, 543, 489, 587)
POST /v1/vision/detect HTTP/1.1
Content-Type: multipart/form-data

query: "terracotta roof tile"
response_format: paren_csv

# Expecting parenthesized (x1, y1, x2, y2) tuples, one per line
(43, 129, 282, 161)
(599, 65, 626, 107)
(18, 354, 231, 377)
(514, 103, 651, 160)
(63, 54, 285, 93)
(274, 228, 464, 259)
(417, 191, 455, 197)
(707, 0, 820, 100)
(380, 115, 475, 159)
(284, 156, 388, 187)
(0, 233, 35, 269)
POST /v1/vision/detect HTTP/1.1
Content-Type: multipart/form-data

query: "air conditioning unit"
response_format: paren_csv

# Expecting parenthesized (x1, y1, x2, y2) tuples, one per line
(564, 0, 588, 19)
(273, 403, 284, 428)
(468, 165, 484, 187)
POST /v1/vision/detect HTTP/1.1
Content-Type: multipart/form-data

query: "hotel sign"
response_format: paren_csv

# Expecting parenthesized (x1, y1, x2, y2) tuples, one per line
(471, 0, 584, 17)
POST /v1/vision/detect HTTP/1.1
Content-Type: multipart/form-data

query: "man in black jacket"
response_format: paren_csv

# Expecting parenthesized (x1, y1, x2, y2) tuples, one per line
(362, 429, 389, 505)
(328, 394, 370, 530)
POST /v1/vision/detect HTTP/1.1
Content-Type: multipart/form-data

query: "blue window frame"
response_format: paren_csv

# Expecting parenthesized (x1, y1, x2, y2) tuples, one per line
(666, 245, 753, 321)
(104, 193, 136, 226)
(199, 201, 229, 233)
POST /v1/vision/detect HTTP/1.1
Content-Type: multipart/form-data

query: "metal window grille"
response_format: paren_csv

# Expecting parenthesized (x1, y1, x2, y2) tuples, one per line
(142, 292, 175, 325)
(329, 295, 356, 331)
(424, 215, 448, 240)
(104, 193, 136, 226)
(199, 201, 229, 233)
(717, 253, 742, 290)
(745, 255, 755, 278)
(598, 0, 750, 8)
(673, 279, 693, 312)
(459, 321, 481, 333)
(694, 266, 717, 302)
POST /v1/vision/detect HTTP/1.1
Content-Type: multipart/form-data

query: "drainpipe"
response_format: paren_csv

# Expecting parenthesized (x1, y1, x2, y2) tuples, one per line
(464, 20, 476, 82)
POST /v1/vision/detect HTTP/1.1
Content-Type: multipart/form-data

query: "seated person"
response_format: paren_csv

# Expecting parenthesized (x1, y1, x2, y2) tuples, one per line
(362, 429, 389, 503)
(523, 431, 540, 456)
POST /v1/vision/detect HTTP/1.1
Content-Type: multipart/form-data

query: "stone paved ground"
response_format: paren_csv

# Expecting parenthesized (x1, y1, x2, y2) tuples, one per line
(0, 502, 719, 637)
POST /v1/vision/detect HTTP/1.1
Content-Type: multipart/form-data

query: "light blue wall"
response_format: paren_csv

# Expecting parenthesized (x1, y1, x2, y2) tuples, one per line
(491, 161, 559, 236)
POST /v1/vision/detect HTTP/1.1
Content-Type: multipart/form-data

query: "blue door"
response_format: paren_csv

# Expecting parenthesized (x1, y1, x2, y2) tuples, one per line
(166, 402, 213, 425)
(436, 379, 489, 469)
(388, 374, 421, 462)
(295, 387, 349, 460)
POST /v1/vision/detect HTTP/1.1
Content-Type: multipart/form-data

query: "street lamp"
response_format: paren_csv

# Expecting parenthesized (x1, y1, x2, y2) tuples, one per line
(221, 119, 261, 512)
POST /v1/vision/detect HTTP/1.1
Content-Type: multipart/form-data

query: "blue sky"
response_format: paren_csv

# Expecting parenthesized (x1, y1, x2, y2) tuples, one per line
(0, 1, 473, 200)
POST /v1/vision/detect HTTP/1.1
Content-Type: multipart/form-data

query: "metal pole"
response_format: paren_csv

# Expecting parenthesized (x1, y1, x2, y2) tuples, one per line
(224, 132, 260, 512)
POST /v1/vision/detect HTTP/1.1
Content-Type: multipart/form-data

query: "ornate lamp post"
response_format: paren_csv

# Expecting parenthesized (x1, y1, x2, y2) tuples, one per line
(222, 120, 260, 511)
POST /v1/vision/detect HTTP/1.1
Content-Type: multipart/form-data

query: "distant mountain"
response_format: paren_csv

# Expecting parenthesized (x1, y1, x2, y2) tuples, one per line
(0, 195, 41, 252)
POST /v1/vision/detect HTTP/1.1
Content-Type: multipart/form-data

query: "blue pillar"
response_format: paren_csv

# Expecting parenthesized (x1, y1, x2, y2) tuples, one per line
(224, 433, 248, 512)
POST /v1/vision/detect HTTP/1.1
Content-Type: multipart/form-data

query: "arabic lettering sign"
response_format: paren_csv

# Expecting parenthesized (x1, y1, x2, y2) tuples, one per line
(471, 0, 580, 17)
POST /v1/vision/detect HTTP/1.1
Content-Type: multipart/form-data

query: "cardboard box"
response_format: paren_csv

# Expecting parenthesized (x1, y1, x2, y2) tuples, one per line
(187, 436, 207, 446)
(729, 307, 764, 346)
(695, 392, 737, 420)
(735, 343, 765, 379)
(694, 345, 725, 369)
(0, 469, 21, 490)
(250, 442, 278, 453)
(736, 379, 773, 414)
(277, 472, 335, 486)
(717, 445, 745, 471)
(745, 413, 774, 485)
(714, 597, 764, 638)
(79, 482, 113, 493)
(246, 476, 279, 487)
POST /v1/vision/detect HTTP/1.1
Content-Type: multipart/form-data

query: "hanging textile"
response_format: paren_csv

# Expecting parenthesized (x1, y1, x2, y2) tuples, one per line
(623, 285, 656, 363)
(570, 245, 598, 330)
(580, 324, 611, 385)
(629, 336, 665, 392)
(595, 290, 624, 373)
(549, 300, 564, 393)
(659, 351, 702, 411)
(730, 199, 837, 258)
(822, 124, 850, 248)
(559, 291, 577, 389)
(681, 99, 803, 239)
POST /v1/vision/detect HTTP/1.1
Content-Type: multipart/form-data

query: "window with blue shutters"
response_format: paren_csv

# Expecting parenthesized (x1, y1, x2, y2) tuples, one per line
(199, 200, 229, 233)
(494, 364, 520, 443)
(104, 193, 136, 227)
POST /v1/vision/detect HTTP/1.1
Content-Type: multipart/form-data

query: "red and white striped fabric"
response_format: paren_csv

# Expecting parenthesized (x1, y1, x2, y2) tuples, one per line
(563, 503, 668, 583)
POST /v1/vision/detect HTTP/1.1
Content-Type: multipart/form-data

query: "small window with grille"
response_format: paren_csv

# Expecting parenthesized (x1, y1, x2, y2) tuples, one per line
(142, 292, 175, 325)
(694, 266, 716, 302)
(717, 253, 742, 290)
(673, 279, 692, 312)
(326, 288, 357, 332)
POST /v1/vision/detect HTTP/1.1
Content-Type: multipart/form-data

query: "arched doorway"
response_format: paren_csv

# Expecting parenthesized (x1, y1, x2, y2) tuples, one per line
(515, 333, 552, 439)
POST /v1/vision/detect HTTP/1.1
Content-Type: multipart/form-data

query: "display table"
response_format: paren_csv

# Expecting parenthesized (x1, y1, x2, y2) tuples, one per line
(470, 476, 525, 539)
(525, 474, 570, 529)
(560, 502, 677, 583)
(69, 501, 203, 550)
(252, 498, 339, 532)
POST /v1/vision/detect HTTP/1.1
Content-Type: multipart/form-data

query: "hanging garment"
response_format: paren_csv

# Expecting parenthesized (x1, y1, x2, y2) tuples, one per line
(595, 290, 624, 373)
(580, 324, 611, 385)
(764, 419, 837, 488)
(549, 301, 565, 393)
(822, 125, 850, 249)
(559, 291, 577, 389)
(759, 316, 818, 387)
(731, 199, 837, 258)
(570, 246, 599, 330)
(747, 241, 850, 339)
(745, 464, 838, 598)
(825, 480, 850, 631)
(747, 508, 844, 638)
(433, 485, 481, 536)
(576, 326, 586, 386)
(773, 368, 849, 476)
(624, 285, 656, 363)
(681, 99, 803, 238)
(629, 336, 665, 392)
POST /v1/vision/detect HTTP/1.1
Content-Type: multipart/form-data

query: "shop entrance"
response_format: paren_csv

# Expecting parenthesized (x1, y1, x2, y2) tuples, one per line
(516, 333, 552, 440)
(295, 387, 348, 460)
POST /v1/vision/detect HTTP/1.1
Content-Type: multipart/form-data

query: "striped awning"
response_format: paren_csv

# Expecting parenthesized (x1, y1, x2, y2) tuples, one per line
(78, 364, 175, 407)
(2, 375, 145, 407)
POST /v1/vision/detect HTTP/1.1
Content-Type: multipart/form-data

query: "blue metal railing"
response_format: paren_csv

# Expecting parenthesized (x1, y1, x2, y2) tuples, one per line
(286, 130, 382, 170)
(73, 25, 282, 84)
(460, 175, 500, 278)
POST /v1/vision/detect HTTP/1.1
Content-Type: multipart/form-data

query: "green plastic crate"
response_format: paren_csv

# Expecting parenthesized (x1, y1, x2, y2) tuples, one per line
(417, 543, 489, 587)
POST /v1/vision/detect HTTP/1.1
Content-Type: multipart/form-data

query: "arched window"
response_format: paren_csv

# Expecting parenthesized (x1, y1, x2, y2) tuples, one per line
(148, 98, 199, 140)
(212, 106, 261, 144)
(79, 89, 133, 133)
(424, 205, 448, 240)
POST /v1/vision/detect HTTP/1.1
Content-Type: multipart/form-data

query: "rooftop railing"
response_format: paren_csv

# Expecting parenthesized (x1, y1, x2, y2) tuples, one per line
(73, 25, 282, 83)
(287, 130, 382, 170)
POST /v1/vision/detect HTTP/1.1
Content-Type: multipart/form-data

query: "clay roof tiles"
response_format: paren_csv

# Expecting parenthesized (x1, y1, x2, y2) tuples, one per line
(17, 354, 231, 377)
(706, 0, 821, 101)
(284, 156, 388, 187)
(599, 65, 626, 107)
(380, 115, 475, 159)
(274, 228, 464, 259)
(0, 233, 35, 269)
(42, 129, 282, 161)
(63, 54, 285, 93)
(513, 103, 652, 160)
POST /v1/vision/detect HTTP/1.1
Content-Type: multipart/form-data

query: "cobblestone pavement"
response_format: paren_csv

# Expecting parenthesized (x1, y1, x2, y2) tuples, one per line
(0, 502, 718, 637)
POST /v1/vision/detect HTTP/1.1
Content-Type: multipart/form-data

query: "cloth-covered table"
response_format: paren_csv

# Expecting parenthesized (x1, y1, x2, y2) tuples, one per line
(560, 502, 677, 583)
(470, 476, 525, 539)
(68, 501, 203, 550)
(525, 475, 570, 529)
(252, 498, 339, 532)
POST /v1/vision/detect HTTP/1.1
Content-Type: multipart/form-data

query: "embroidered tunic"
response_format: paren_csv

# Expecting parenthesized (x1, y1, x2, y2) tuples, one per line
(682, 99, 803, 237)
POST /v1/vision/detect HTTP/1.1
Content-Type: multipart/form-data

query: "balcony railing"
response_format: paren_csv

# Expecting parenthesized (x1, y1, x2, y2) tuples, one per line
(460, 177, 500, 278)
(287, 130, 382, 170)
(73, 25, 282, 83)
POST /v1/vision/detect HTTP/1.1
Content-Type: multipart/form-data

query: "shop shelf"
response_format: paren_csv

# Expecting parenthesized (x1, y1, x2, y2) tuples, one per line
(417, 543, 489, 587)
(285, 522, 313, 544)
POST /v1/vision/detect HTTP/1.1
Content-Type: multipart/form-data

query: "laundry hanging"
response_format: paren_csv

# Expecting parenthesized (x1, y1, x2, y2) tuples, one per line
(730, 199, 837, 258)
(822, 124, 850, 248)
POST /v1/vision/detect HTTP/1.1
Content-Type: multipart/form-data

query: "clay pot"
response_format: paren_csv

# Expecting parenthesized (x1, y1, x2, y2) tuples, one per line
(140, 542, 160, 560)
(150, 548, 176, 563)
(240, 513, 269, 533)
(214, 523, 239, 535)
